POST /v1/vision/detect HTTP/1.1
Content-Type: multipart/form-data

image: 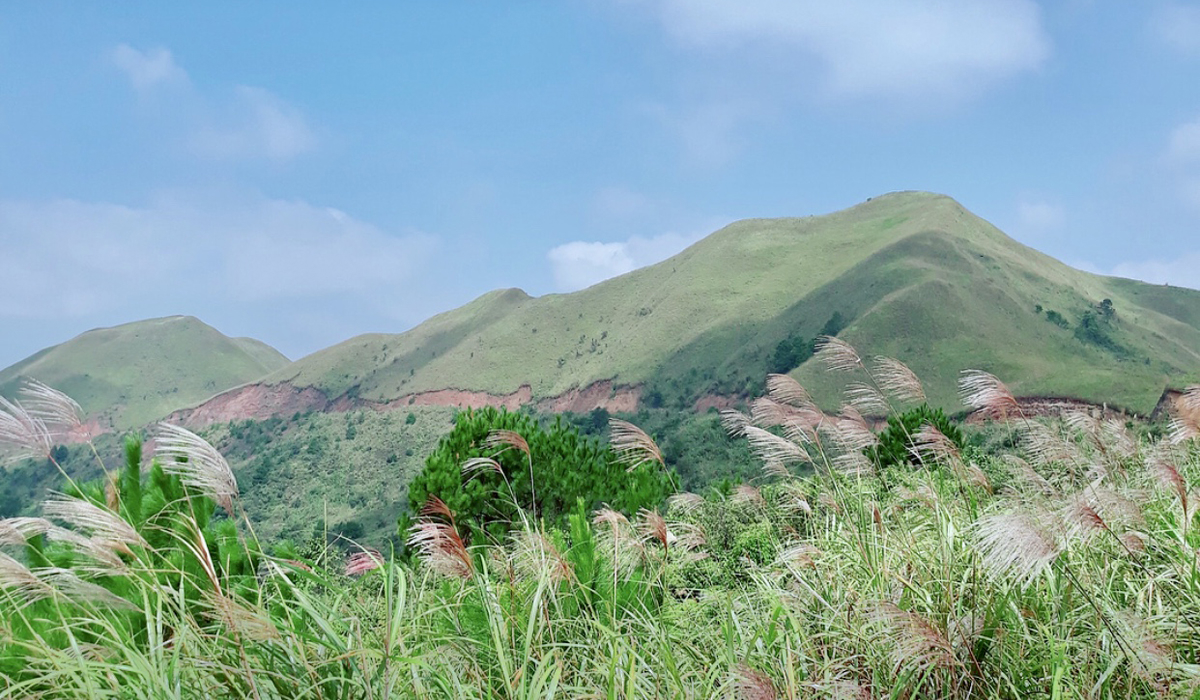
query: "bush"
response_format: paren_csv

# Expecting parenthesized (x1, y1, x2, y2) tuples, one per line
(399, 407, 674, 546)
(867, 404, 964, 471)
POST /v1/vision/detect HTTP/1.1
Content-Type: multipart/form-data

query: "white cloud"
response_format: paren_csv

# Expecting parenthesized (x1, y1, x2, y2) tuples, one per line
(191, 86, 316, 161)
(1149, 3, 1200, 55)
(547, 229, 709, 291)
(108, 44, 315, 161)
(1017, 199, 1065, 231)
(110, 44, 187, 91)
(1167, 116, 1200, 164)
(634, 0, 1050, 102)
(1110, 253, 1200, 291)
(0, 193, 437, 324)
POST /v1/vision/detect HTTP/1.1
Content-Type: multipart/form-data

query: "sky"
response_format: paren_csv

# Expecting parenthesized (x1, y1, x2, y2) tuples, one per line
(2, 1, 1199, 368)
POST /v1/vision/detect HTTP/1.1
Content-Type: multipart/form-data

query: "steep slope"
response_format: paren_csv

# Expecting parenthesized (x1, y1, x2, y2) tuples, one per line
(224, 191, 1200, 416)
(0, 316, 290, 429)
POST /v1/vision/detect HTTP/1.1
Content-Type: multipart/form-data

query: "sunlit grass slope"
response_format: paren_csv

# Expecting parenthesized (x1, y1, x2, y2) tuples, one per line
(0, 316, 289, 429)
(270, 191, 1200, 414)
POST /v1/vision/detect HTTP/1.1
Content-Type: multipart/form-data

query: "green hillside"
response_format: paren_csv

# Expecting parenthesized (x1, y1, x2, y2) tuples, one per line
(0, 316, 290, 429)
(260, 192, 1200, 415)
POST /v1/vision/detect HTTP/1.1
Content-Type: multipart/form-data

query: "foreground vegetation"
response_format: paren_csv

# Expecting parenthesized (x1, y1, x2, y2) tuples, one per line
(2, 342, 1200, 698)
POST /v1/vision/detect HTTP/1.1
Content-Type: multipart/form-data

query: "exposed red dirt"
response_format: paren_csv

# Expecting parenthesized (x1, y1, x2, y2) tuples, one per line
(536, 380, 640, 413)
(168, 383, 333, 427)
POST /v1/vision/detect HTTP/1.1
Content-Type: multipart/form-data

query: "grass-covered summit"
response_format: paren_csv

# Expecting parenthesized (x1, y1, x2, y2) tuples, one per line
(265, 191, 1200, 415)
(0, 316, 289, 429)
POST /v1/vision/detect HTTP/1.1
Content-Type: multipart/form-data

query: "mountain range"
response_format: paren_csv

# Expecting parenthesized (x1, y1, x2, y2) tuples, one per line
(5, 191, 1200, 431)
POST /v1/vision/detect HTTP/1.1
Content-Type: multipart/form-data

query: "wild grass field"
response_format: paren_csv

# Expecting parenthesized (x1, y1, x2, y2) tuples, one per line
(3, 341, 1200, 699)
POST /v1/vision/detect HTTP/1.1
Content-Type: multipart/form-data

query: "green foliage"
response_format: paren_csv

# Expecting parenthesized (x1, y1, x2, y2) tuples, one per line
(1044, 309, 1070, 328)
(400, 407, 673, 546)
(868, 403, 964, 470)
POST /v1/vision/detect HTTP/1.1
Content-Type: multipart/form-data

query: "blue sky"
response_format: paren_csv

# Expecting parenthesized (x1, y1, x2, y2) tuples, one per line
(2, 1, 1200, 367)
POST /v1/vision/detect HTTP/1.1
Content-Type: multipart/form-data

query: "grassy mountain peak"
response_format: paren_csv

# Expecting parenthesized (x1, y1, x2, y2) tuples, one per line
(260, 191, 1200, 415)
(0, 315, 289, 429)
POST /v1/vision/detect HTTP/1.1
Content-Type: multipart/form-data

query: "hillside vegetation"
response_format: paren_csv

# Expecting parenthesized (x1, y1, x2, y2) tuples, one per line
(263, 192, 1200, 415)
(0, 316, 289, 429)
(3, 352, 1200, 698)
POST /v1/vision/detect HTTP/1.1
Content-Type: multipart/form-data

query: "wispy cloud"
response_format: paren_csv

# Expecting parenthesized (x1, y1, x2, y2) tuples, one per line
(1167, 115, 1200, 164)
(1149, 3, 1200, 56)
(1017, 198, 1066, 232)
(628, 0, 1050, 104)
(0, 192, 438, 354)
(108, 44, 315, 161)
(110, 44, 186, 91)
(547, 228, 712, 292)
(191, 86, 316, 161)
(1109, 253, 1200, 291)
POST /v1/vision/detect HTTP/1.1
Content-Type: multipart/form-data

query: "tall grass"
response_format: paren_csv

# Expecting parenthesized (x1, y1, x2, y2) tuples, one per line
(2, 352, 1200, 699)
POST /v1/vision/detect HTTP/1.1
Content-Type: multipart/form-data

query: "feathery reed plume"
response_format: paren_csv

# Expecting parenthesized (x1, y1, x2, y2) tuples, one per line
(779, 483, 814, 514)
(205, 590, 280, 641)
(743, 426, 809, 466)
(1061, 494, 1107, 541)
(153, 423, 239, 513)
(832, 451, 876, 477)
(39, 568, 137, 610)
(1169, 385, 1200, 443)
(732, 484, 767, 509)
(815, 336, 863, 373)
(1004, 455, 1056, 496)
(668, 522, 706, 550)
(781, 414, 820, 446)
(42, 494, 147, 553)
(0, 552, 52, 602)
(807, 677, 872, 700)
(2, 516, 124, 570)
(592, 506, 628, 530)
(19, 379, 83, 436)
(1112, 610, 1175, 680)
(867, 602, 959, 672)
(461, 456, 503, 479)
(609, 418, 664, 471)
(667, 492, 705, 515)
(975, 511, 1061, 586)
(845, 382, 888, 416)
(777, 542, 821, 568)
(407, 520, 473, 579)
(733, 663, 778, 700)
(911, 423, 961, 465)
(765, 373, 816, 409)
(873, 357, 926, 404)
(762, 458, 791, 479)
(965, 461, 993, 493)
(0, 395, 53, 463)
(897, 484, 939, 508)
(1147, 449, 1188, 513)
(637, 508, 669, 547)
(345, 548, 384, 576)
(1020, 420, 1080, 467)
(959, 370, 1019, 420)
(719, 409, 751, 438)
(484, 429, 530, 457)
(750, 397, 791, 428)
(510, 529, 572, 584)
(833, 405, 877, 451)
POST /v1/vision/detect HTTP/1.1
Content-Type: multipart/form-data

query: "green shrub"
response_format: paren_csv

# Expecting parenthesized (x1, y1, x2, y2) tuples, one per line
(867, 404, 964, 471)
(399, 407, 673, 546)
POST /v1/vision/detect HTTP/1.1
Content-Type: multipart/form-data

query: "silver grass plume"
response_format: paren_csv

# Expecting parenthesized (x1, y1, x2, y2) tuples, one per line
(0, 395, 53, 464)
(834, 404, 877, 452)
(42, 494, 147, 553)
(867, 602, 959, 673)
(974, 511, 1062, 586)
(483, 429, 530, 457)
(815, 336, 864, 373)
(873, 356, 926, 404)
(959, 370, 1019, 420)
(19, 379, 82, 437)
(765, 373, 816, 410)
(743, 426, 809, 466)
(1169, 385, 1200, 444)
(153, 423, 239, 513)
(844, 382, 888, 416)
(609, 418, 664, 471)
(733, 663, 778, 700)
(719, 409, 751, 438)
